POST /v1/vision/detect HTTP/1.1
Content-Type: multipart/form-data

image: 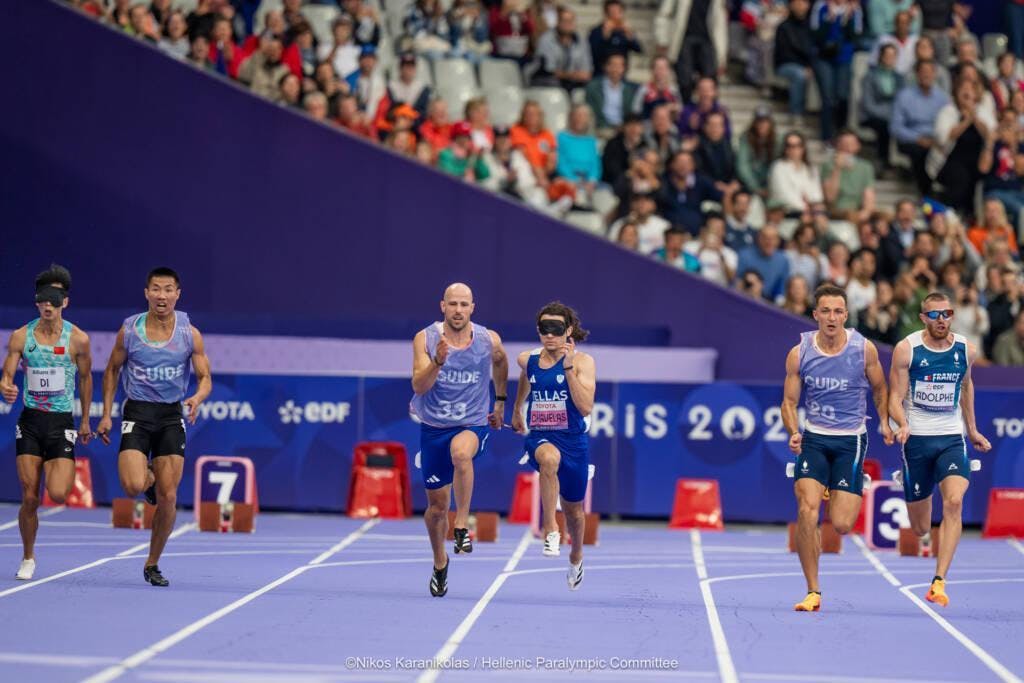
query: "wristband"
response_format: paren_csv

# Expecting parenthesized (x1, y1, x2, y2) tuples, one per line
(432, 355, 444, 367)
(495, 395, 507, 401)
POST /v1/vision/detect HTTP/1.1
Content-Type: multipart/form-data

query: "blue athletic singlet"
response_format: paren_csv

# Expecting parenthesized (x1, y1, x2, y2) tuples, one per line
(798, 329, 869, 435)
(121, 312, 194, 403)
(410, 322, 493, 428)
(904, 331, 968, 436)
(525, 351, 588, 435)
(21, 319, 76, 413)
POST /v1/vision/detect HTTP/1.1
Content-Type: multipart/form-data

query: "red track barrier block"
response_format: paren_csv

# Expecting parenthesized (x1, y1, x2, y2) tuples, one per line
(669, 479, 724, 530)
(348, 466, 405, 518)
(983, 488, 1024, 538)
(508, 472, 534, 524)
(43, 457, 94, 508)
(349, 442, 412, 517)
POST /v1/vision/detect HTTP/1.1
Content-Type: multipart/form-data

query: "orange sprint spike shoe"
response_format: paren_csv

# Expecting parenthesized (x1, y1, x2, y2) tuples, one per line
(794, 592, 821, 611)
(926, 578, 949, 607)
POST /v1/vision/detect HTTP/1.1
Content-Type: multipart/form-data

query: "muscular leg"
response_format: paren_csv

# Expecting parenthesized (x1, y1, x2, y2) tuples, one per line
(794, 478, 825, 593)
(146, 455, 184, 567)
(43, 457, 76, 504)
(425, 486, 451, 569)
(534, 443, 562, 536)
(936, 476, 969, 578)
(827, 490, 863, 535)
(906, 495, 934, 538)
(450, 430, 480, 529)
(118, 449, 153, 497)
(562, 498, 585, 565)
(16, 455, 43, 561)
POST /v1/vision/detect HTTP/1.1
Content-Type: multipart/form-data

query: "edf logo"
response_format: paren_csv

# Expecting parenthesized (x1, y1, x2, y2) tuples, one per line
(278, 400, 351, 424)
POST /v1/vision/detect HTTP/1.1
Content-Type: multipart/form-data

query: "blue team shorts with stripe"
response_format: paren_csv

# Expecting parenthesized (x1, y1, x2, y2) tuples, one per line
(793, 431, 867, 496)
(419, 424, 490, 490)
(524, 430, 590, 503)
(901, 434, 970, 503)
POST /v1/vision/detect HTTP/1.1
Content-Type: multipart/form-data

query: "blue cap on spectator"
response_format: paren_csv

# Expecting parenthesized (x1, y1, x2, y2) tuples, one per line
(360, 44, 377, 58)
(921, 197, 948, 216)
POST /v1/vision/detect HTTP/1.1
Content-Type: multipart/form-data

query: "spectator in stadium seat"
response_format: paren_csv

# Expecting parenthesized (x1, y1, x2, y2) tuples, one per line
(658, 150, 722, 235)
(986, 265, 1023, 357)
(438, 121, 491, 181)
(588, 0, 642, 73)
(346, 46, 386, 113)
(464, 97, 495, 152)
(281, 0, 306, 30)
(872, 10, 918, 75)
(968, 198, 1021, 258)
(738, 268, 767, 299)
(809, 0, 864, 142)
(866, 0, 918, 42)
(303, 91, 329, 121)
(739, 0, 788, 88)
(341, 0, 382, 46)
(321, 15, 361, 81)
(981, 109, 1024, 225)
(917, 0, 970, 66)
(556, 104, 602, 200)
(948, 35, 985, 86)
(290, 21, 319, 78)
(602, 113, 647, 184)
(633, 56, 682, 121)
(993, 309, 1024, 366)
(685, 213, 738, 286)
(615, 221, 641, 251)
(857, 279, 901, 345)
(781, 275, 814, 316)
(652, 228, 702, 271)
(724, 190, 758, 251)
(510, 100, 558, 192)
(239, 33, 292, 101)
(420, 99, 454, 159)
(822, 129, 876, 222)
(860, 42, 903, 171)
(927, 77, 996, 215)
(187, 34, 213, 70)
(774, 0, 815, 125)
(768, 131, 824, 215)
(404, 0, 452, 58)
(374, 53, 433, 132)
(786, 222, 830, 289)
(677, 77, 731, 147)
(184, 0, 214, 40)
(891, 59, 949, 195)
(482, 126, 546, 205)
(449, 0, 493, 63)
(992, 52, 1024, 111)
(530, 7, 592, 93)
(846, 248, 878, 314)
(585, 54, 640, 133)
(489, 0, 534, 63)
(150, 0, 172, 27)
(242, 10, 303, 78)
(736, 106, 780, 198)
(655, 0, 726, 102)
(929, 210, 983, 275)
(609, 191, 670, 253)
(278, 72, 303, 108)
(825, 241, 851, 286)
(696, 111, 739, 190)
(385, 128, 419, 156)
(643, 104, 682, 169)
(612, 149, 663, 210)
(1012, 90, 1024, 129)
(208, 16, 242, 78)
(737, 223, 790, 301)
(159, 11, 190, 60)
(906, 34, 951, 91)
(337, 92, 375, 137)
(129, 4, 160, 43)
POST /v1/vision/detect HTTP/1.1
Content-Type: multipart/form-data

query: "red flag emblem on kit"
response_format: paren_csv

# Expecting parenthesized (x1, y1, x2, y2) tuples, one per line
(53, 347, 66, 355)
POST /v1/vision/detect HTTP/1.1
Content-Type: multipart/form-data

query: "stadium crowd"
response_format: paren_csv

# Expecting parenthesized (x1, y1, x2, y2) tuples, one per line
(66, 0, 1024, 365)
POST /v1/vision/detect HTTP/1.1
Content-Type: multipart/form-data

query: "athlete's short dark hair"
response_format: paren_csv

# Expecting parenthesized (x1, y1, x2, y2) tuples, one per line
(813, 283, 847, 307)
(35, 264, 71, 292)
(921, 291, 950, 310)
(536, 301, 589, 343)
(147, 267, 180, 287)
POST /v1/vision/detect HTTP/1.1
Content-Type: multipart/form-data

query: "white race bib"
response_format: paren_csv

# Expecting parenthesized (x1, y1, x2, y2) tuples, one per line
(913, 381, 957, 412)
(27, 367, 65, 395)
(529, 400, 568, 430)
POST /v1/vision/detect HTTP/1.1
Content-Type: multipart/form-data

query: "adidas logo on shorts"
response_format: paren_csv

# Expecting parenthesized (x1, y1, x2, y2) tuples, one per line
(426, 475, 440, 484)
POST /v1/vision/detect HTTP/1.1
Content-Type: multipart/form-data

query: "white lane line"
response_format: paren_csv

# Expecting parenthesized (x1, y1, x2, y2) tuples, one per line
(690, 529, 738, 683)
(1009, 539, 1024, 558)
(0, 504, 65, 532)
(416, 528, 534, 683)
(116, 522, 197, 557)
(853, 534, 1023, 683)
(0, 522, 195, 599)
(81, 518, 379, 683)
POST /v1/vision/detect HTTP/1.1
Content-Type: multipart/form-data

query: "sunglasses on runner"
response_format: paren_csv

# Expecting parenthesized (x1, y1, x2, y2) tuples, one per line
(923, 309, 954, 320)
(537, 319, 567, 336)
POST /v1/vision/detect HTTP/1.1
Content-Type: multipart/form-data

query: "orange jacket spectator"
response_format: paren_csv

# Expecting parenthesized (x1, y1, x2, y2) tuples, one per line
(509, 125, 556, 170)
(967, 199, 1020, 257)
